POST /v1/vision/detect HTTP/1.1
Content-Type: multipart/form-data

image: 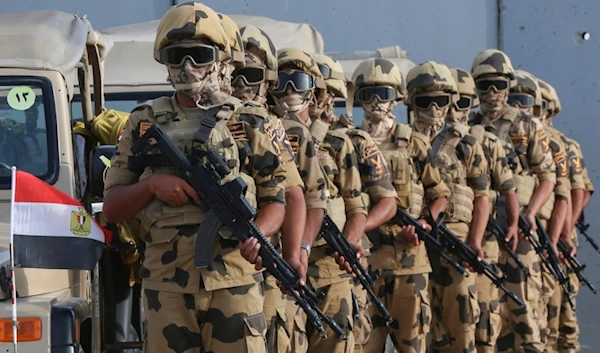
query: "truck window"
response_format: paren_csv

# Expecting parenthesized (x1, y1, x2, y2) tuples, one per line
(0, 77, 58, 188)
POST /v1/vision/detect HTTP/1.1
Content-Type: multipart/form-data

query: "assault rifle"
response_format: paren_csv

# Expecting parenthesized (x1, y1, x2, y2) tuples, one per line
(518, 214, 574, 309)
(577, 212, 600, 254)
(392, 206, 468, 277)
(557, 239, 597, 294)
(130, 122, 346, 340)
(320, 215, 392, 325)
(436, 221, 526, 308)
(486, 216, 529, 276)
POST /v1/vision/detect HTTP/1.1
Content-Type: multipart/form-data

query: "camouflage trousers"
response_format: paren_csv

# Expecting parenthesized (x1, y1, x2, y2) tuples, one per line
(497, 240, 545, 353)
(430, 259, 480, 353)
(352, 257, 372, 353)
(264, 273, 291, 353)
(538, 267, 558, 347)
(142, 282, 267, 353)
(546, 267, 581, 353)
(364, 273, 430, 353)
(474, 261, 502, 353)
(286, 279, 355, 353)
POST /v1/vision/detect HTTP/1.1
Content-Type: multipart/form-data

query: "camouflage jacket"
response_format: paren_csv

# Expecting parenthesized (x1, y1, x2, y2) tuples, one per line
(104, 94, 287, 293)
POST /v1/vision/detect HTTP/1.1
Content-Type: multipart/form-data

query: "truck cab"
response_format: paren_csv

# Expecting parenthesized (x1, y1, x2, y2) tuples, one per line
(0, 9, 114, 353)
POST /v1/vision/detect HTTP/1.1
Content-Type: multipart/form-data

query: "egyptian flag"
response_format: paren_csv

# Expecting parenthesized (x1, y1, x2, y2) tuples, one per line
(10, 169, 112, 270)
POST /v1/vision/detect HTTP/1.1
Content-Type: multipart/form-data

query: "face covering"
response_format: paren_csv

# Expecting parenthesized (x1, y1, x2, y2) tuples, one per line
(167, 60, 221, 108)
(478, 88, 509, 116)
(446, 106, 469, 125)
(413, 105, 448, 138)
(361, 98, 395, 123)
(273, 88, 313, 114)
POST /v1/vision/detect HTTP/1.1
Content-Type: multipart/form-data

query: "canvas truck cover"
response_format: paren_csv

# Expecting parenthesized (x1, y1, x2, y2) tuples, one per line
(0, 10, 113, 99)
(100, 15, 324, 88)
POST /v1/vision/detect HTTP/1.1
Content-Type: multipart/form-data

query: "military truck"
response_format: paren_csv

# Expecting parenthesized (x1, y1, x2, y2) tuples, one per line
(0, 9, 147, 353)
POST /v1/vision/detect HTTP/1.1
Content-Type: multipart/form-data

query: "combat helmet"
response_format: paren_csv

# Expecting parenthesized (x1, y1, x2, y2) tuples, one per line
(537, 78, 561, 117)
(405, 61, 459, 106)
(509, 69, 543, 116)
(450, 67, 479, 108)
(239, 24, 278, 85)
(276, 47, 326, 100)
(218, 13, 244, 65)
(154, 2, 230, 64)
(313, 53, 347, 99)
(471, 49, 516, 81)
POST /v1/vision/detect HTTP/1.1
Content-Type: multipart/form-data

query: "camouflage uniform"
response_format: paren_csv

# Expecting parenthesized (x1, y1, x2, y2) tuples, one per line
(274, 48, 359, 353)
(539, 79, 587, 353)
(349, 58, 450, 353)
(234, 24, 299, 353)
(450, 67, 516, 353)
(471, 49, 556, 353)
(103, 5, 290, 352)
(407, 61, 490, 353)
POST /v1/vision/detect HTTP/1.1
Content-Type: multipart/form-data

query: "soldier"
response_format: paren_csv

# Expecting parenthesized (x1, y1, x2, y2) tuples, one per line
(507, 70, 571, 349)
(269, 47, 338, 352)
(449, 67, 519, 353)
(405, 61, 490, 353)
(312, 53, 398, 353)
(538, 79, 588, 353)
(350, 58, 451, 353)
(217, 13, 245, 97)
(228, 23, 307, 353)
(102, 3, 289, 352)
(470, 49, 556, 353)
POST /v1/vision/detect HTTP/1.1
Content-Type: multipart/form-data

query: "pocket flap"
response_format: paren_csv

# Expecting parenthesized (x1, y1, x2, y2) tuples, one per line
(147, 226, 179, 244)
(244, 312, 267, 337)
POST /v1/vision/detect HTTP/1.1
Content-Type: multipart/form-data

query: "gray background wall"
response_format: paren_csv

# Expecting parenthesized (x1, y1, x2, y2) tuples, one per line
(6, 0, 599, 349)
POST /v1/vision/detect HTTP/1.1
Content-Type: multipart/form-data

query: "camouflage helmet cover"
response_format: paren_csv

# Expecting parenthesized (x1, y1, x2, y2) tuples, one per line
(351, 58, 406, 98)
(511, 69, 543, 107)
(450, 67, 479, 107)
(406, 61, 459, 104)
(218, 13, 244, 64)
(277, 47, 326, 90)
(313, 53, 347, 99)
(471, 49, 516, 81)
(154, 2, 231, 62)
(537, 78, 561, 116)
(239, 24, 278, 81)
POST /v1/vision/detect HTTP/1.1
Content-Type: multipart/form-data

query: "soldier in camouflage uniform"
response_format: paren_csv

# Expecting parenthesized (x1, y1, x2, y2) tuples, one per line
(448, 67, 519, 353)
(508, 71, 571, 350)
(538, 79, 588, 353)
(350, 58, 451, 353)
(102, 3, 289, 352)
(217, 13, 245, 96)
(470, 49, 557, 353)
(312, 54, 398, 353)
(405, 61, 490, 353)
(228, 24, 307, 353)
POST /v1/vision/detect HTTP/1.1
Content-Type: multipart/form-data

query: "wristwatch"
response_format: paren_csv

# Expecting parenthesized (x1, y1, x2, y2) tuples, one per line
(301, 243, 311, 257)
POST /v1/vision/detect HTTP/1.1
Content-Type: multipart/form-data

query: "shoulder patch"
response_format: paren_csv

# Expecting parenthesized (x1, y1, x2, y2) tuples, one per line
(364, 143, 389, 177)
(227, 122, 248, 142)
(287, 134, 300, 156)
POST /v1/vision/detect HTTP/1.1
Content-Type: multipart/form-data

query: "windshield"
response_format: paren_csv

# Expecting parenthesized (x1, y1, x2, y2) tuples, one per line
(0, 77, 58, 188)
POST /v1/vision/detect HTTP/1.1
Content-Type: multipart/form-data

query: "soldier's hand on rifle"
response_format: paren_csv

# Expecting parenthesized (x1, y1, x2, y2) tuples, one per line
(466, 240, 485, 273)
(335, 241, 365, 276)
(401, 220, 430, 246)
(559, 236, 577, 264)
(286, 252, 308, 286)
(505, 225, 519, 252)
(518, 211, 537, 240)
(239, 237, 264, 272)
(149, 174, 201, 206)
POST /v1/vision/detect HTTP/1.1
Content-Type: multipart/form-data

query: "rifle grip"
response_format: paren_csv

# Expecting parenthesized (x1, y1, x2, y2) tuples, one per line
(194, 210, 223, 268)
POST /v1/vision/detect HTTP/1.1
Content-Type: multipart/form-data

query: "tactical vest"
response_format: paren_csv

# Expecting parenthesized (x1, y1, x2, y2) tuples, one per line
(469, 124, 500, 214)
(491, 110, 553, 220)
(133, 96, 257, 235)
(378, 123, 424, 218)
(311, 119, 347, 245)
(431, 124, 475, 224)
